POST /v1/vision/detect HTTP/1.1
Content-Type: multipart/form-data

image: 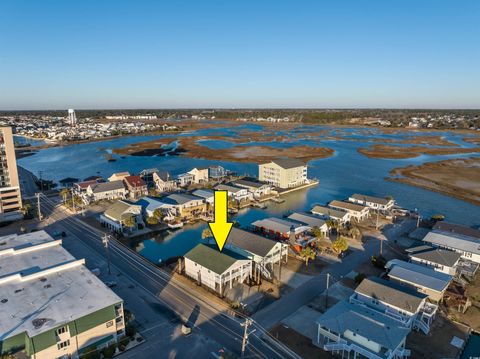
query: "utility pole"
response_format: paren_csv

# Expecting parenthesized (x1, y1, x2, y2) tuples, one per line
(375, 209, 379, 230)
(36, 193, 42, 220)
(380, 238, 383, 256)
(38, 171, 44, 192)
(278, 244, 283, 282)
(71, 188, 76, 213)
(102, 234, 112, 275)
(240, 318, 255, 358)
(325, 273, 330, 310)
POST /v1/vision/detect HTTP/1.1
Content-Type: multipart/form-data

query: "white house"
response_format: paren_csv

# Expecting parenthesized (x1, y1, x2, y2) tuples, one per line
(215, 184, 252, 202)
(406, 245, 461, 275)
(192, 189, 215, 206)
(348, 193, 395, 211)
(152, 171, 177, 193)
(315, 300, 411, 359)
(161, 193, 206, 219)
(351, 277, 438, 334)
(385, 259, 452, 302)
(423, 230, 480, 264)
(287, 212, 329, 237)
(187, 167, 209, 184)
(85, 181, 127, 203)
(311, 205, 350, 224)
(328, 200, 369, 221)
(177, 172, 195, 187)
(100, 200, 144, 234)
(135, 196, 169, 218)
(184, 244, 252, 294)
(224, 228, 288, 280)
(232, 178, 272, 199)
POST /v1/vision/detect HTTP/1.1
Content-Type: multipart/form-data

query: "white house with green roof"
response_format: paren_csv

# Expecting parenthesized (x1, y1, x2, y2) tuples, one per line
(184, 244, 252, 294)
(0, 231, 125, 359)
(100, 200, 144, 234)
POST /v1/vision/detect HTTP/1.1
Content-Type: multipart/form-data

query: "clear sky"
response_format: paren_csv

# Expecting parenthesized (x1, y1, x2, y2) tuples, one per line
(1, 0, 479, 110)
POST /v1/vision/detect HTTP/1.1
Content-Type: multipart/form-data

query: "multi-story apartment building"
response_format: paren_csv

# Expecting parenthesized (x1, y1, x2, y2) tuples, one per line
(0, 231, 125, 359)
(258, 159, 307, 189)
(0, 126, 22, 222)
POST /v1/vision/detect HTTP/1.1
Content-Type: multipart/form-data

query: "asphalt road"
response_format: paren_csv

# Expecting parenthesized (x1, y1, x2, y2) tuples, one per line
(38, 195, 299, 359)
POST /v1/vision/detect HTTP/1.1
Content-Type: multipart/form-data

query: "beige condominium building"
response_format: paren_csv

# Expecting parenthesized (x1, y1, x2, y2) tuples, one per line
(0, 231, 125, 359)
(258, 159, 307, 189)
(0, 126, 22, 222)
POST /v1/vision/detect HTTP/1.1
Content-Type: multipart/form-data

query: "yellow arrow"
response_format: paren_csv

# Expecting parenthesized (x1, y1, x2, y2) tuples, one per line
(208, 190, 233, 251)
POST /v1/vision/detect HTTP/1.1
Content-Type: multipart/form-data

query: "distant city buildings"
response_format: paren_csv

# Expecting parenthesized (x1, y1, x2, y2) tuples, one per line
(0, 126, 22, 222)
(0, 111, 179, 142)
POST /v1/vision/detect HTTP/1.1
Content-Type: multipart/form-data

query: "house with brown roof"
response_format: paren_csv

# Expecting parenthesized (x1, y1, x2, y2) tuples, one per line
(123, 175, 148, 200)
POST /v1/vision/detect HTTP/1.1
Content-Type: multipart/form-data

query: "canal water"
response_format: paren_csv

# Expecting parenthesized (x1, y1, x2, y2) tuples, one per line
(17, 125, 480, 262)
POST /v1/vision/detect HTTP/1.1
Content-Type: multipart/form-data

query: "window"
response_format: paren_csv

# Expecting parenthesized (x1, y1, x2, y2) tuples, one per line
(57, 340, 70, 350)
(56, 326, 68, 335)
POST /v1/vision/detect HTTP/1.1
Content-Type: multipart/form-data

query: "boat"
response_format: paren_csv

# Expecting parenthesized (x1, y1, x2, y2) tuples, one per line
(167, 221, 183, 229)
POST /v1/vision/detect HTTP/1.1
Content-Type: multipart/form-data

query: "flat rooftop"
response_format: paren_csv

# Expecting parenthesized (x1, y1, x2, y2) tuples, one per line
(0, 231, 122, 340)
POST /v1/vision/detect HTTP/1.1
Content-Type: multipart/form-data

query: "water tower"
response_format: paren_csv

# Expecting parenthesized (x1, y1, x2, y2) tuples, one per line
(68, 109, 77, 126)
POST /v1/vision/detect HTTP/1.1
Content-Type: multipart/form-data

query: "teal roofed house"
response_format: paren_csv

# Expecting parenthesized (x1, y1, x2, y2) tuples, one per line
(184, 243, 252, 295)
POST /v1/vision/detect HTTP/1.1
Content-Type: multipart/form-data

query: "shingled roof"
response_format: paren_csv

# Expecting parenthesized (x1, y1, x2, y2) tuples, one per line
(184, 244, 249, 274)
(355, 277, 427, 314)
(227, 228, 278, 257)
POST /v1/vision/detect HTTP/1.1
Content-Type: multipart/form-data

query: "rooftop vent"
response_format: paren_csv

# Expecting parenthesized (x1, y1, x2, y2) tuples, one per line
(1, 299, 8, 303)
(40, 277, 47, 282)
(44, 284, 51, 289)
(14, 289, 23, 293)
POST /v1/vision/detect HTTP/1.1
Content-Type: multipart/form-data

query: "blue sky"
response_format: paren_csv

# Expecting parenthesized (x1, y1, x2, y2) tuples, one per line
(1, 0, 479, 110)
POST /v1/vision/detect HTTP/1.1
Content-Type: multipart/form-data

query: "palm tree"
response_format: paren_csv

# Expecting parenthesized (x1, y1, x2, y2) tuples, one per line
(332, 236, 349, 254)
(21, 203, 31, 216)
(123, 215, 136, 232)
(311, 226, 324, 238)
(153, 208, 163, 220)
(299, 247, 316, 266)
(202, 228, 213, 239)
(59, 188, 70, 203)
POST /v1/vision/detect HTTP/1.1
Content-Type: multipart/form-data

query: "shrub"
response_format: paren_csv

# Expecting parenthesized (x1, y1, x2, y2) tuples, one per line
(80, 350, 101, 359)
(125, 323, 136, 338)
(101, 343, 117, 359)
(146, 216, 158, 225)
